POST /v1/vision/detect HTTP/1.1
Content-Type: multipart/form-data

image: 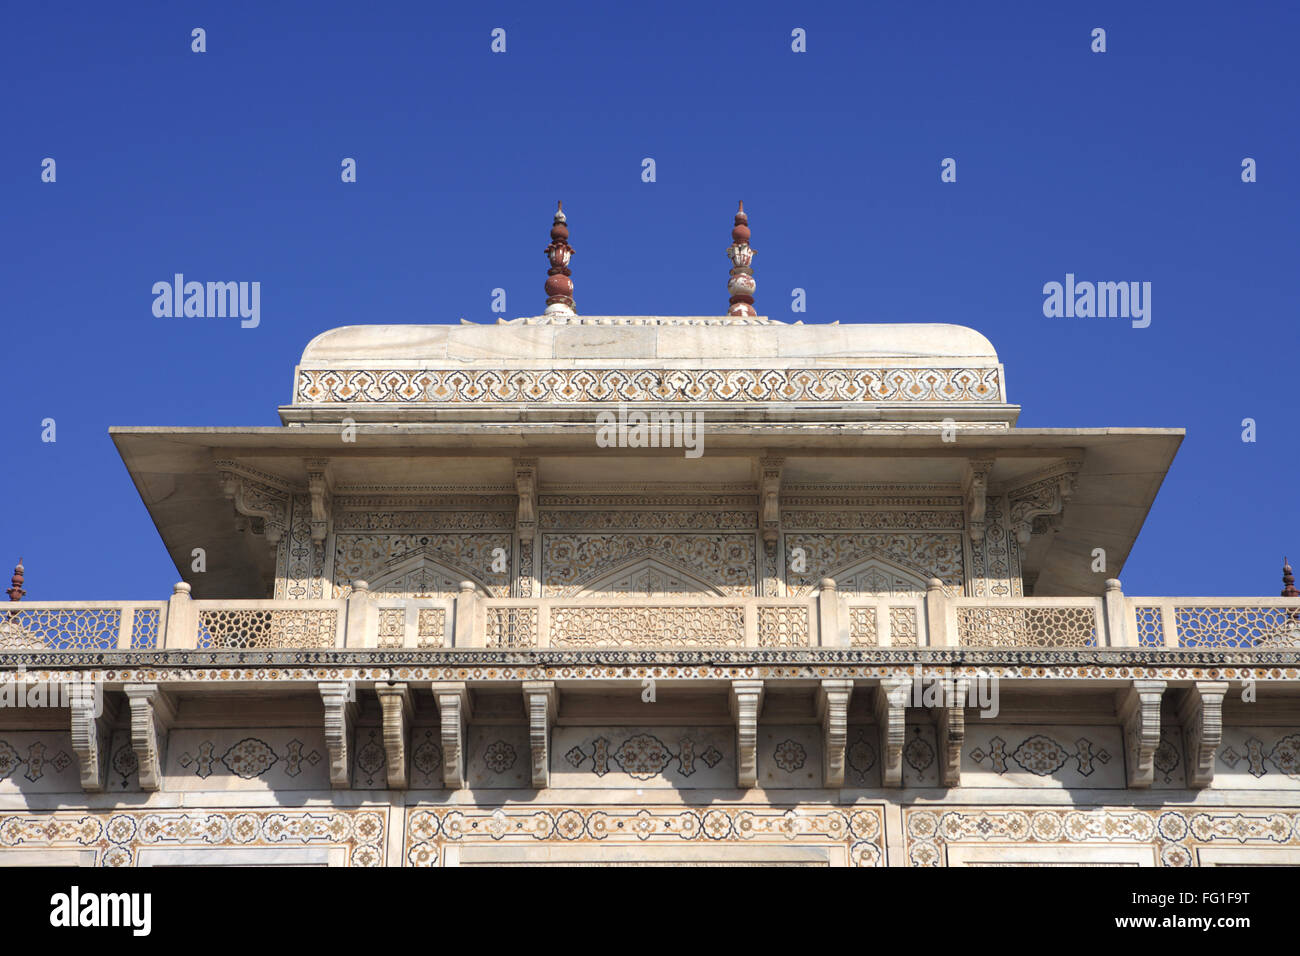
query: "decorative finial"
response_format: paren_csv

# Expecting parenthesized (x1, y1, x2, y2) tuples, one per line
(6, 559, 25, 602)
(726, 201, 756, 317)
(543, 201, 576, 316)
(1283, 558, 1298, 598)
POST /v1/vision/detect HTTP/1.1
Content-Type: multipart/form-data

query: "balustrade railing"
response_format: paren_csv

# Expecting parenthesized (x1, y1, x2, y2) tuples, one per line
(0, 581, 1297, 652)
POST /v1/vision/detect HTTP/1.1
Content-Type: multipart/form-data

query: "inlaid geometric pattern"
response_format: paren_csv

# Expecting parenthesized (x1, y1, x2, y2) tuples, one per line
(0, 809, 386, 867)
(404, 804, 886, 867)
(904, 807, 1300, 868)
(296, 366, 1004, 405)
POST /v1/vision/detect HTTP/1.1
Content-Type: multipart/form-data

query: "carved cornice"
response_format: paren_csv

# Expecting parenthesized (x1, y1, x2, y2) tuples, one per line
(6, 647, 1300, 672)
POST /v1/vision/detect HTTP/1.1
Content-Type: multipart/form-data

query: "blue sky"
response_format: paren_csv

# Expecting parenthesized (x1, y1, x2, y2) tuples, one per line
(2, 1, 1296, 599)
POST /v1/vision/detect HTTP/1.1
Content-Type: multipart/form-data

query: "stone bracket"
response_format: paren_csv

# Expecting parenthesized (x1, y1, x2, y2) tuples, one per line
(1119, 679, 1166, 789)
(962, 458, 995, 542)
(217, 464, 292, 549)
(375, 682, 413, 789)
(757, 455, 783, 547)
(70, 685, 118, 793)
(124, 683, 176, 792)
(816, 679, 854, 788)
(432, 681, 473, 789)
(1179, 680, 1229, 790)
(304, 458, 334, 546)
(515, 459, 538, 547)
(522, 681, 558, 789)
(730, 679, 765, 789)
(1005, 459, 1082, 548)
(936, 677, 969, 788)
(320, 681, 358, 789)
(875, 678, 911, 788)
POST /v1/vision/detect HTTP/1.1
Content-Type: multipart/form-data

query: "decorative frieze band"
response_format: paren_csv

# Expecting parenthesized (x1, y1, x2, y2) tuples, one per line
(294, 366, 1005, 405)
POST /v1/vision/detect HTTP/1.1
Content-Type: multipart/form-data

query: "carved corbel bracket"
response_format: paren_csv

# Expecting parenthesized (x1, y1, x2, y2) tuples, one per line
(1006, 459, 1082, 548)
(215, 459, 293, 549)
(304, 458, 334, 546)
(730, 679, 765, 789)
(70, 685, 118, 793)
(936, 677, 969, 788)
(432, 681, 472, 789)
(522, 681, 558, 789)
(1119, 679, 1166, 789)
(1179, 681, 1229, 790)
(375, 682, 413, 789)
(757, 456, 784, 547)
(874, 678, 911, 788)
(816, 679, 854, 789)
(514, 459, 538, 548)
(320, 681, 358, 789)
(124, 683, 176, 792)
(962, 458, 995, 543)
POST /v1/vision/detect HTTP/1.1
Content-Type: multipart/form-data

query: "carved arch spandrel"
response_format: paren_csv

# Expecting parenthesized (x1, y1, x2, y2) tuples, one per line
(362, 551, 492, 599)
(572, 555, 727, 599)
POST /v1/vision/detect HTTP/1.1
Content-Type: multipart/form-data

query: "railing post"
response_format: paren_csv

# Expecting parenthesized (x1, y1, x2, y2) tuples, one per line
(346, 580, 374, 648)
(116, 607, 135, 650)
(925, 578, 951, 647)
(1103, 579, 1130, 647)
(817, 578, 843, 647)
(454, 581, 479, 648)
(743, 602, 758, 648)
(163, 582, 197, 649)
(1160, 600, 1180, 648)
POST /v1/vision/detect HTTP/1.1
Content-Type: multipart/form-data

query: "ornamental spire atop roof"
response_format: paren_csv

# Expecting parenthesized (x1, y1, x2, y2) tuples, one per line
(6, 558, 24, 602)
(1283, 558, 1298, 598)
(543, 201, 576, 316)
(726, 200, 756, 317)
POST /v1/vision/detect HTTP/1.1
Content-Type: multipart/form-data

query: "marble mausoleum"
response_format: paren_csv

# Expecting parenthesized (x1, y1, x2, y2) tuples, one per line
(3, 204, 1299, 867)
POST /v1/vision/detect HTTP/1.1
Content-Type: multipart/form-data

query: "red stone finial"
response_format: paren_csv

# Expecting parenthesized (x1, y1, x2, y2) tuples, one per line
(726, 201, 756, 316)
(6, 559, 25, 602)
(543, 201, 576, 316)
(1283, 558, 1298, 598)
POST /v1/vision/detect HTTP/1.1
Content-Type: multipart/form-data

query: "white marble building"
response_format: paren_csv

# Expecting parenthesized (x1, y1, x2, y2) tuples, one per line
(2, 206, 1298, 867)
